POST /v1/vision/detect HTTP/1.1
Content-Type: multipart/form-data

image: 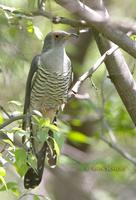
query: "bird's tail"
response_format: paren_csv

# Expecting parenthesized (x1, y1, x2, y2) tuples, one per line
(24, 121, 58, 189)
(24, 141, 47, 189)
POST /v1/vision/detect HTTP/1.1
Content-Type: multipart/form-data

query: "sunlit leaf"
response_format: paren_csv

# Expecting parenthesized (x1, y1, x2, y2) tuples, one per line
(67, 131, 91, 144)
(130, 34, 136, 41)
(52, 138, 60, 157)
(46, 124, 59, 132)
(26, 20, 34, 33)
(0, 181, 20, 196)
(0, 167, 6, 177)
(71, 119, 82, 127)
(40, 118, 59, 132)
(0, 176, 7, 190)
(0, 115, 4, 125)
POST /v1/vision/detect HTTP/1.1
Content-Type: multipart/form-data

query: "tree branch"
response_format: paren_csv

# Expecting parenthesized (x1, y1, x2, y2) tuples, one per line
(0, 106, 11, 118)
(55, 0, 136, 59)
(69, 44, 119, 97)
(0, 4, 87, 28)
(0, 114, 29, 130)
(1, 3, 136, 34)
(92, 0, 136, 126)
(100, 135, 136, 166)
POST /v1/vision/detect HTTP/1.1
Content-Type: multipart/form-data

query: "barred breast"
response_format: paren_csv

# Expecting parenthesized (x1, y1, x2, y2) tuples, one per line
(30, 65, 71, 114)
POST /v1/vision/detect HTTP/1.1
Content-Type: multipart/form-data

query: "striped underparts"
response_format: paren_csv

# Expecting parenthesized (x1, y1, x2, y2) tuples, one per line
(30, 66, 71, 112)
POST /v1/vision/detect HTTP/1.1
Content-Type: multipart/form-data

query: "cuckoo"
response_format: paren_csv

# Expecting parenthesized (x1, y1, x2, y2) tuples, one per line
(22, 31, 77, 189)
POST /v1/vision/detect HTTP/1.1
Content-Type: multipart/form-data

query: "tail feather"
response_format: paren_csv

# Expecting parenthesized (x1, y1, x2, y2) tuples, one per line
(24, 141, 47, 189)
(24, 117, 58, 189)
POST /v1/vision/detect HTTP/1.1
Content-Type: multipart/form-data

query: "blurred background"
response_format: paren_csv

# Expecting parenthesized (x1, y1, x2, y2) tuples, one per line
(0, 0, 136, 200)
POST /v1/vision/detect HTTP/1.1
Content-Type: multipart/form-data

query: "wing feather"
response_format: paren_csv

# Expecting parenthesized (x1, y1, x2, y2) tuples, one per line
(22, 55, 40, 130)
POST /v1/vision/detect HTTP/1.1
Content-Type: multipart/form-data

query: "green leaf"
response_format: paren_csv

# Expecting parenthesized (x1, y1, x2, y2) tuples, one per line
(14, 148, 28, 177)
(15, 148, 27, 166)
(47, 137, 60, 167)
(37, 129, 48, 142)
(0, 181, 20, 196)
(33, 195, 40, 200)
(0, 167, 6, 177)
(27, 24, 34, 33)
(67, 131, 91, 144)
(130, 34, 136, 41)
(39, 118, 50, 126)
(33, 26, 43, 40)
(46, 124, 59, 132)
(0, 115, 4, 125)
(0, 176, 7, 190)
(27, 153, 37, 170)
(40, 118, 59, 132)
(54, 132, 65, 150)
(71, 119, 82, 127)
(26, 20, 34, 33)
(0, 181, 16, 191)
(52, 138, 60, 157)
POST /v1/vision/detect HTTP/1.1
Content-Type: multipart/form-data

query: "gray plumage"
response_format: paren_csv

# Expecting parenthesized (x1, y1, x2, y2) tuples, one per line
(23, 30, 77, 189)
(30, 37, 71, 116)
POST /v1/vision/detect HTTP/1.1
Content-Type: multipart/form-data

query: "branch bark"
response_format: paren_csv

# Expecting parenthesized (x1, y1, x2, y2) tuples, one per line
(55, 0, 136, 59)
(69, 44, 119, 96)
(94, 31, 136, 126)
(56, 0, 136, 126)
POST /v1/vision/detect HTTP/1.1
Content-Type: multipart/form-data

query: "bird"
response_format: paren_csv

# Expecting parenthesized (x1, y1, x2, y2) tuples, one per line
(22, 30, 78, 189)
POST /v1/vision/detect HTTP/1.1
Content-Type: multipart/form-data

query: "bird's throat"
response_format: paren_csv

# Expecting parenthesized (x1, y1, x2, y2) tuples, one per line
(40, 46, 70, 73)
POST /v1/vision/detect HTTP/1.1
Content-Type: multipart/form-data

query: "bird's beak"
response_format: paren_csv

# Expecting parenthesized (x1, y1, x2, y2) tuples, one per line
(70, 33, 79, 38)
(65, 32, 79, 40)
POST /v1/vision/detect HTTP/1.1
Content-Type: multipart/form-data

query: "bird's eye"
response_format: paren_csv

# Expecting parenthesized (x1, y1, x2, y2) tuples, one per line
(55, 34, 59, 39)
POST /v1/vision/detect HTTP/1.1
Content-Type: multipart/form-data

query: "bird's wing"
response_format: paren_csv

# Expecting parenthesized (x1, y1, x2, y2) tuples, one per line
(69, 62, 73, 90)
(22, 55, 40, 130)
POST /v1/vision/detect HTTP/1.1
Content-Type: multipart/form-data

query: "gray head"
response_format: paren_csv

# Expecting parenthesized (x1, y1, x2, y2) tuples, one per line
(42, 30, 78, 52)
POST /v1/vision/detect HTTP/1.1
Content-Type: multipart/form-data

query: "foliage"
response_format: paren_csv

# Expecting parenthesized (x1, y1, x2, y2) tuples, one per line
(0, 0, 136, 199)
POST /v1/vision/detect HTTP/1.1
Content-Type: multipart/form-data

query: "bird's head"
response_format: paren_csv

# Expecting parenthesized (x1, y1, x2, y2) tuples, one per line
(42, 31, 78, 52)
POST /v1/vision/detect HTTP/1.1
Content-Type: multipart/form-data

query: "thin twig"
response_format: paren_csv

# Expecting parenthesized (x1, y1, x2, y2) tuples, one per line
(1, 2, 136, 37)
(100, 135, 136, 166)
(0, 105, 11, 118)
(99, 63, 136, 166)
(0, 114, 30, 130)
(69, 45, 119, 97)
(0, 4, 87, 27)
